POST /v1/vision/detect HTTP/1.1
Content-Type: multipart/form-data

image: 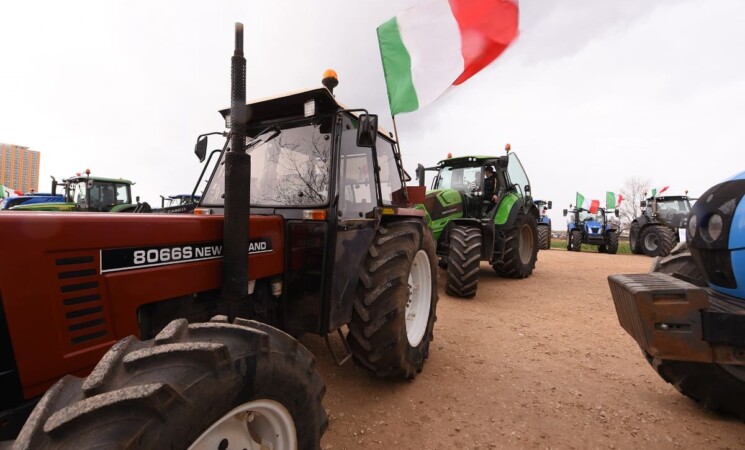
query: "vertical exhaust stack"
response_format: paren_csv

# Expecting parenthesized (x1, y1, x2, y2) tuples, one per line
(222, 22, 251, 302)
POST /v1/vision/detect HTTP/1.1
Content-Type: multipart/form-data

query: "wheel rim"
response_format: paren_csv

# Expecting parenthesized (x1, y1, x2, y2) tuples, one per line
(189, 399, 296, 450)
(406, 249, 432, 347)
(644, 233, 659, 251)
(519, 224, 534, 263)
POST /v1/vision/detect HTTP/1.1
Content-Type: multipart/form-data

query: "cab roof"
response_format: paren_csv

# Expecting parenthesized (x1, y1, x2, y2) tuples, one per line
(436, 155, 505, 168)
(219, 87, 394, 139)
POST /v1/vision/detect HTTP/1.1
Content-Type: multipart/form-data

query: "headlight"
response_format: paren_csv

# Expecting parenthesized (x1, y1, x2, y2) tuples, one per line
(704, 213, 723, 242)
(687, 215, 697, 239)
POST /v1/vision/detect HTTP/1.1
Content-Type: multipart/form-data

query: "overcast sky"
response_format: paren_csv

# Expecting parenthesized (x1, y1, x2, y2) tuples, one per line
(2, 0, 743, 226)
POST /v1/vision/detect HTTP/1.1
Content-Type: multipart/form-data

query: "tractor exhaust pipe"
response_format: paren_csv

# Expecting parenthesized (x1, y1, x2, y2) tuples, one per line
(222, 22, 250, 302)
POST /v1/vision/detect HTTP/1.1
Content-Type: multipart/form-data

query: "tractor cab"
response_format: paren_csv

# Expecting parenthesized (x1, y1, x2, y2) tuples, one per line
(195, 82, 420, 334)
(641, 195, 691, 229)
(10, 172, 138, 212)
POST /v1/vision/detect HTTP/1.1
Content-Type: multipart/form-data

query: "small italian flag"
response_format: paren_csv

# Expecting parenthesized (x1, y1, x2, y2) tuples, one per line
(606, 191, 624, 209)
(576, 192, 600, 214)
(377, 0, 519, 115)
(651, 186, 669, 198)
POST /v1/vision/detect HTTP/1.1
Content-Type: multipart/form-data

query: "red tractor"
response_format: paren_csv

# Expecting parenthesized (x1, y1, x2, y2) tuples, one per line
(1, 24, 438, 448)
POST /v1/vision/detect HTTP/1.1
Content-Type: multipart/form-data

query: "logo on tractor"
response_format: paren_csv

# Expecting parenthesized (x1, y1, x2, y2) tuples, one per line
(101, 238, 273, 273)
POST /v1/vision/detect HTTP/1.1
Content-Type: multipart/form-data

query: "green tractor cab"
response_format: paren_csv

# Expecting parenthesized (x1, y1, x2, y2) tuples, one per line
(414, 145, 540, 297)
(10, 172, 149, 212)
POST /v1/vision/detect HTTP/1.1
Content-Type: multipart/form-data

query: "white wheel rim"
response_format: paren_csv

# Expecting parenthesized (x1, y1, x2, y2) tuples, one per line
(406, 249, 432, 347)
(189, 399, 297, 450)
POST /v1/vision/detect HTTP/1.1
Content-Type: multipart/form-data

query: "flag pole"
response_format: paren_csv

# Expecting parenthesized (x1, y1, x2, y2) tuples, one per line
(391, 114, 401, 153)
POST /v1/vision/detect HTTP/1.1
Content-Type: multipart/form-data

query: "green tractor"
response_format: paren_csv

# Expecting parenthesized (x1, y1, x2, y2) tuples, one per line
(10, 170, 150, 212)
(415, 145, 540, 297)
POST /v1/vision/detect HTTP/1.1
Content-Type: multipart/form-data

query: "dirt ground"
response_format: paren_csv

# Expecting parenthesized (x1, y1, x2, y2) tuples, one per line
(300, 249, 745, 450)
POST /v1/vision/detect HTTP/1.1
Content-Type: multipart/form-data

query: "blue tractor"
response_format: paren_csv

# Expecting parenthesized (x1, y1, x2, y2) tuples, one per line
(563, 206, 620, 253)
(534, 200, 552, 250)
(608, 171, 745, 417)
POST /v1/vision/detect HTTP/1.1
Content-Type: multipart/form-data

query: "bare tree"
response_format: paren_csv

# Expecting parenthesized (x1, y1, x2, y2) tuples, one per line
(618, 176, 651, 229)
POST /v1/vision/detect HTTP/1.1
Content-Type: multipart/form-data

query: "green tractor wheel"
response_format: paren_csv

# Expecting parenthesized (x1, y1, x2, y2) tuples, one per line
(445, 225, 481, 298)
(492, 210, 538, 279)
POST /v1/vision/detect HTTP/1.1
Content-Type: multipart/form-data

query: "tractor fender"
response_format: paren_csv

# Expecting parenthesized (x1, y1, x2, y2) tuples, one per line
(495, 194, 537, 228)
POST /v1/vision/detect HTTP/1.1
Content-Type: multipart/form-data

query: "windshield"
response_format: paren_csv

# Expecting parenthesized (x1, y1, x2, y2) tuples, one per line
(202, 122, 331, 207)
(507, 153, 530, 196)
(656, 198, 691, 214)
(434, 166, 482, 191)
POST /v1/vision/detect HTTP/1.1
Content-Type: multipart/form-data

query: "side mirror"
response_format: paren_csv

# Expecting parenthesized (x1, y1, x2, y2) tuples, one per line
(416, 164, 426, 187)
(524, 185, 531, 196)
(356, 114, 378, 148)
(547, 200, 552, 209)
(195, 136, 208, 162)
(87, 180, 94, 189)
(562, 209, 568, 217)
(615, 209, 619, 217)
(640, 200, 647, 208)
(498, 158, 508, 169)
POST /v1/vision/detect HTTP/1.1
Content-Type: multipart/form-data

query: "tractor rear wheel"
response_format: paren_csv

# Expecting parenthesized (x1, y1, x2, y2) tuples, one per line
(606, 231, 619, 254)
(644, 245, 745, 419)
(445, 225, 481, 298)
(347, 221, 439, 379)
(537, 224, 550, 250)
(14, 317, 327, 450)
(570, 230, 582, 252)
(640, 225, 675, 257)
(493, 210, 538, 279)
(629, 222, 643, 254)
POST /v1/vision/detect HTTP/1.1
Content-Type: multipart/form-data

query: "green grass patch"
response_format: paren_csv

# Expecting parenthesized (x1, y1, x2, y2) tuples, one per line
(550, 237, 631, 254)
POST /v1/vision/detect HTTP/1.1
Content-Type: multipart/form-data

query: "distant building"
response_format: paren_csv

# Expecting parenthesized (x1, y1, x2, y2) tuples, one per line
(0, 143, 40, 193)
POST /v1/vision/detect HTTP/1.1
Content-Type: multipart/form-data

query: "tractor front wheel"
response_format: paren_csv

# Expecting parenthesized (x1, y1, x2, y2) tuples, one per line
(492, 210, 538, 279)
(14, 317, 328, 450)
(644, 245, 745, 419)
(537, 224, 550, 250)
(629, 222, 643, 254)
(347, 221, 439, 378)
(445, 225, 481, 298)
(606, 231, 619, 254)
(640, 225, 675, 257)
(570, 230, 582, 252)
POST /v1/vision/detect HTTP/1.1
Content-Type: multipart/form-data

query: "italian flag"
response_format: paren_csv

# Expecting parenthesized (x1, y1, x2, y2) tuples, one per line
(606, 191, 624, 209)
(651, 186, 669, 197)
(576, 192, 599, 214)
(377, 0, 519, 115)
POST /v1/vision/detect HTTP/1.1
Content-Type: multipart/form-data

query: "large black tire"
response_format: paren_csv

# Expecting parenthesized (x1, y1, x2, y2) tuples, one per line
(570, 230, 582, 252)
(492, 210, 539, 279)
(645, 245, 745, 419)
(629, 222, 643, 254)
(445, 225, 481, 298)
(640, 225, 676, 257)
(14, 317, 327, 450)
(347, 221, 439, 379)
(537, 224, 550, 250)
(606, 231, 619, 254)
